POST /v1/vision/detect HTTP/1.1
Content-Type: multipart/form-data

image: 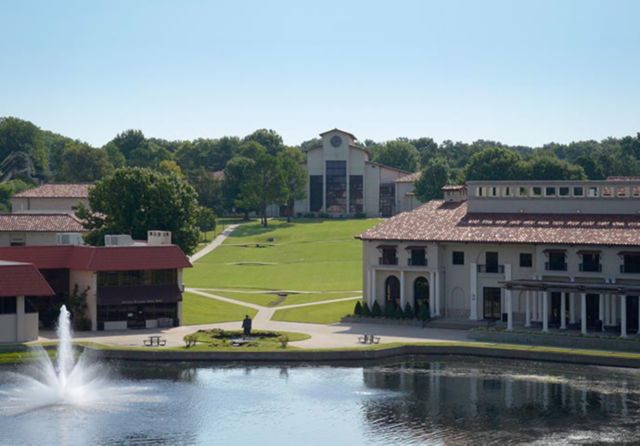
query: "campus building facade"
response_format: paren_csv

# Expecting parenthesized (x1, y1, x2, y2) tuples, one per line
(359, 178, 640, 337)
(294, 129, 419, 217)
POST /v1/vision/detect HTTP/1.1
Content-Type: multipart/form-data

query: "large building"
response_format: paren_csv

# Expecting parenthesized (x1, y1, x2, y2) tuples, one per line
(359, 178, 640, 338)
(294, 129, 418, 217)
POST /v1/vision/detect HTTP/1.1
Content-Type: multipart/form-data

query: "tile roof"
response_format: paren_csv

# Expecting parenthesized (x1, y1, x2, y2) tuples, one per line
(395, 172, 421, 183)
(365, 161, 412, 175)
(13, 183, 92, 199)
(0, 244, 192, 271)
(0, 261, 54, 297)
(358, 200, 640, 247)
(0, 213, 85, 232)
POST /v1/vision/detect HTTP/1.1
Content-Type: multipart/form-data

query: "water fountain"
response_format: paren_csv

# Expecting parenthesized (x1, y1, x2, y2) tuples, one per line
(0, 305, 150, 415)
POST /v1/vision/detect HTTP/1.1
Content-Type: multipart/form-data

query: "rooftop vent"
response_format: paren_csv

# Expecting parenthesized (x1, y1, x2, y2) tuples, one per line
(56, 233, 84, 246)
(104, 234, 134, 247)
(148, 230, 171, 245)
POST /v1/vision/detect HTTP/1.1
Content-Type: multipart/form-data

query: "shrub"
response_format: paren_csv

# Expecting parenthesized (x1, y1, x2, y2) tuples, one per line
(278, 335, 289, 348)
(394, 305, 404, 319)
(403, 303, 414, 320)
(371, 301, 382, 317)
(353, 301, 362, 316)
(418, 304, 430, 322)
(318, 212, 330, 219)
(384, 303, 396, 318)
(362, 302, 371, 317)
(184, 334, 197, 348)
(354, 212, 367, 219)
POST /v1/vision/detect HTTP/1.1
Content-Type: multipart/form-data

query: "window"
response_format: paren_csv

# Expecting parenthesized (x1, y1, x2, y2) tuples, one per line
(573, 186, 584, 197)
(587, 186, 599, 197)
(452, 251, 464, 265)
(559, 187, 570, 197)
(485, 252, 499, 273)
(504, 187, 511, 197)
(348, 175, 363, 214)
(326, 161, 347, 214)
(622, 254, 640, 273)
(580, 253, 601, 272)
(518, 187, 528, 197)
(379, 247, 398, 265)
(602, 186, 613, 197)
(477, 187, 484, 197)
(97, 270, 177, 287)
(309, 175, 323, 212)
(546, 251, 567, 271)
(545, 186, 556, 196)
(409, 248, 426, 266)
(379, 183, 395, 217)
(519, 253, 533, 267)
(532, 187, 542, 197)
(0, 297, 16, 314)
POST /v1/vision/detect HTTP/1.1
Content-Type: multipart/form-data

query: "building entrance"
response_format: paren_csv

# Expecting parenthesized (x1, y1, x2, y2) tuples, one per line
(483, 287, 501, 320)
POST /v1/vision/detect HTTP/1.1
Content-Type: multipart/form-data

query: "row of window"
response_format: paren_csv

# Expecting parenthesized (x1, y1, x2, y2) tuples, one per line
(476, 185, 640, 199)
(97, 270, 177, 288)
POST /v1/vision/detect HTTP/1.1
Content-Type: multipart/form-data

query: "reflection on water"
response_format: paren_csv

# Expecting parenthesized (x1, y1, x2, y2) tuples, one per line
(0, 356, 639, 445)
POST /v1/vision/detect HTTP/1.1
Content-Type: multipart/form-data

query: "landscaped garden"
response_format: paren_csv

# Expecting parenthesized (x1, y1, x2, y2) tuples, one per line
(183, 328, 310, 350)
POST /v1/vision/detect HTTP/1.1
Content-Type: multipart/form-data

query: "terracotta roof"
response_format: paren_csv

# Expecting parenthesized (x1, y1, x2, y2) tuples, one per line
(442, 185, 466, 191)
(319, 128, 357, 140)
(395, 172, 421, 183)
(0, 213, 85, 232)
(0, 261, 54, 297)
(607, 176, 640, 181)
(210, 170, 225, 181)
(359, 200, 640, 247)
(13, 184, 92, 199)
(0, 245, 192, 271)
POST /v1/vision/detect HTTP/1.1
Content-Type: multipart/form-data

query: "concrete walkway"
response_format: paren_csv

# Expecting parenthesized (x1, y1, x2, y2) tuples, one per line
(189, 223, 240, 263)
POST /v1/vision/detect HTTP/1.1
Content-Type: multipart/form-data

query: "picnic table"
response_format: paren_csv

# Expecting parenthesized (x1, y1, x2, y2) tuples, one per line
(358, 334, 380, 345)
(143, 335, 167, 347)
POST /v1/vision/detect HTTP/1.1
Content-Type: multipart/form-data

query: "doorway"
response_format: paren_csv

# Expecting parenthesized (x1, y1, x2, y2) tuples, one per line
(483, 287, 501, 320)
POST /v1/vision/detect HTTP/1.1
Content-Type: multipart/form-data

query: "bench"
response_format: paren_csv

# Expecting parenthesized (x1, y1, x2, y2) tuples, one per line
(143, 335, 166, 347)
(358, 334, 381, 344)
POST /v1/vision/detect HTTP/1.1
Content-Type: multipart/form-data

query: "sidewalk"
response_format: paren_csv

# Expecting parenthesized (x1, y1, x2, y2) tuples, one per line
(189, 223, 240, 263)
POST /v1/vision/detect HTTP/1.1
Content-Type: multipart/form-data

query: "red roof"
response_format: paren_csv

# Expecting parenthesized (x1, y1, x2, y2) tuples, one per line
(0, 213, 85, 232)
(0, 261, 54, 297)
(0, 245, 192, 271)
(395, 172, 421, 183)
(359, 200, 640, 247)
(13, 184, 92, 199)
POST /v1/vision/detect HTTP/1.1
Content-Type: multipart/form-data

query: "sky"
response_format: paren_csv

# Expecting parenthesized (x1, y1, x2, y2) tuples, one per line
(1, 0, 639, 147)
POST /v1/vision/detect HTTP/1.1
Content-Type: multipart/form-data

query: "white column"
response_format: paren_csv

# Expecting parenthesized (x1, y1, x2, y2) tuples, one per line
(610, 294, 616, 326)
(599, 294, 605, 331)
(506, 289, 513, 330)
(542, 291, 549, 333)
(538, 292, 543, 322)
(525, 291, 531, 327)
(371, 269, 376, 307)
(429, 270, 435, 314)
(621, 295, 627, 338)
(434, 271, 441, 316)
(569, 293, 576, 324)
(560, 293, 567, 329)
(400, 270, 406, 309)
(532, 292, 538, 321)
(603, 295, 609, 326)
(469, 263, 478, 320)
(16, 295, 25, 342)
(580, 293, 587, 335)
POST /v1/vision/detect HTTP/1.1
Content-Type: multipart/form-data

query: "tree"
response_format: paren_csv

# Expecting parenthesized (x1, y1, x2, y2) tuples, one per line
(411, 137, 440, 166)
(58, 143, 113, 182)
(0, 117, 48, 178)
(0, 179, 31, 212)
(243, 129, 285, 156)
(278, 147, 307, 221)
(414, 157, 451, 202)
(574, 155, 605, 180)
(223, 156, 255, 218)
(77, 167, 200, 254)
(464, 147, 524, 181)
(110, 129, 146, 159)
(158, 160, 184, 178)
(372, 140, 419, 172)
(196, 206, 217, 242)
(522, 155, 586, 180)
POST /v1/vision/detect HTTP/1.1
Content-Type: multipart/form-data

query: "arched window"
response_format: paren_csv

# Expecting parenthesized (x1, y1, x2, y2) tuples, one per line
(414, 277, 430, 315)
(384, 276, 400, 309)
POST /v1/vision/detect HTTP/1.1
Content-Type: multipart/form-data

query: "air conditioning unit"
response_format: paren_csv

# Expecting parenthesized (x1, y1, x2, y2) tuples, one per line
(104, 234, 134, 247)
(56, 233, 84, 246)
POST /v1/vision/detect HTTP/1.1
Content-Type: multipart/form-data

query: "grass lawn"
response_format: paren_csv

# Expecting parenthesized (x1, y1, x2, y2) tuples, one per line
(204, 290, 361, 307)
(185, 218, 379, 291)
(182, 292, 257, 325)
(271, 299, 359, 324)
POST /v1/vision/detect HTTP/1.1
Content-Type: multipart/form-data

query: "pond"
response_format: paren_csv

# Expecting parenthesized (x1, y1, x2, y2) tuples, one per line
(0, 356, 639, 445)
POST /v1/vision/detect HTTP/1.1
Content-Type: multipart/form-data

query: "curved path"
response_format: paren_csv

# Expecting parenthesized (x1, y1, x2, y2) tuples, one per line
(189, 223, 241, 263)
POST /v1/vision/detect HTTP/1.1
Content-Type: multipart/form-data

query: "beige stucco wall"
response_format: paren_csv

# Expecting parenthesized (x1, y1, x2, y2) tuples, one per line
(11, 197, 88, 213)
(70, 270, 98, 330)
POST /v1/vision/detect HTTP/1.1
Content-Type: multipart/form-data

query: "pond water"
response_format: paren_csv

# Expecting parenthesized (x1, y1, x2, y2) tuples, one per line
(0, 356, 639, 445)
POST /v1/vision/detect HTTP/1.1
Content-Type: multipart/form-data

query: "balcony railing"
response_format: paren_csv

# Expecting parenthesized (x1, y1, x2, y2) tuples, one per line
(620, 265, 640, 274)
(579, 263, 602, 272)
(477, 264, 504, 273)
(408, 258, 427, 266)
(379, 257, 398, 266)
(545, 262, 568, 271)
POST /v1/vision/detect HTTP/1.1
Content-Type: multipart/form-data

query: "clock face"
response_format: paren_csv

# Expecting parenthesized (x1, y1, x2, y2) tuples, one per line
(330, 135, 342, 148)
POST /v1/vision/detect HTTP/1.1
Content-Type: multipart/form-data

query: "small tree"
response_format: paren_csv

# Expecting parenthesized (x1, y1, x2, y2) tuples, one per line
(403, 303, 414, 320)
(418, 304, 430, 324)
(384, 302, 396, 318)
(197, 206, 217, 242)
(66, 284, 91, 331)
(362, 302, 371, 317)
(394, 305, 404, 319)
(353, 301, 362, 316)
(372, 301, 382, 317)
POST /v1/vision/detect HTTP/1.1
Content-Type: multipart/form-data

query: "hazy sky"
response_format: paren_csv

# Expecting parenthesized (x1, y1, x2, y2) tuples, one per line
(1, 0, 639, 147)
